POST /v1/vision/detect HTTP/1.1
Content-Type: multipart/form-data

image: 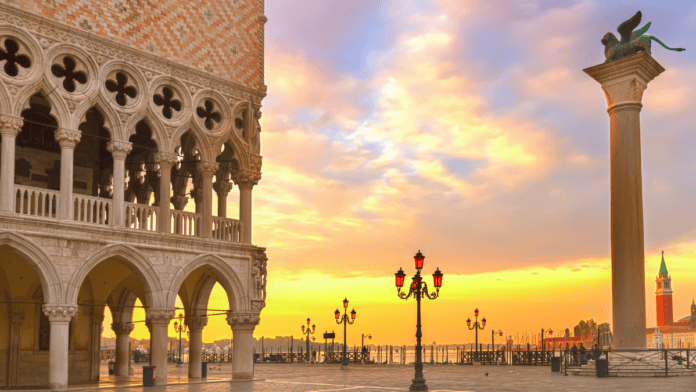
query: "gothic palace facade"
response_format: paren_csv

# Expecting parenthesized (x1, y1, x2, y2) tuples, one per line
(0, 0, 268, 389)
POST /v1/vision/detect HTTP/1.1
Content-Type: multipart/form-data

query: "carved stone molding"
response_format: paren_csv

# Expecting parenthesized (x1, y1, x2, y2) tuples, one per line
(233, 170, 261, 187)
(106, 140, 133, 160)
(155, 151, 179, 168)
(43, 304, 78, 322)
(252, 251, 267, 301)
(213, 181, 233, 195)
(226, 312, 260, 331)
(146, 308, 175, 324)
(111, 322, 135, 336)
(0, 115, 24, 137)
(250, 155, 262, 173)
(251, 300, 266, 312)
(54, 129, 82, 149)
(198, 161, 219, 178)
(185, 316, 208, 331)
(92, 314, 105, 325)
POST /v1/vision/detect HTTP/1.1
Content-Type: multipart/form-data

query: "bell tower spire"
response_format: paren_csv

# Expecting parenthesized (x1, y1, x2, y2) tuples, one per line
(656, 251, 673, 326)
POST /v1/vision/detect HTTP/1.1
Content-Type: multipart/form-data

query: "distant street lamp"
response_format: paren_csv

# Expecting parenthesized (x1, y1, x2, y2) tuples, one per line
(173, 313, 188, 365)
(491, 330, 503, 350)
(335, 298, 356, 368)
(394, 250, 443, 391)
(301, 318, 316, 362)
(466, 309, 486, 362)
(540, 328, 553, 363)
(362, 333, 372, 350)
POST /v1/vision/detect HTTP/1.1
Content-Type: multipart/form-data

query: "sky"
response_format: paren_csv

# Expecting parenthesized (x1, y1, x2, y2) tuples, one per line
(115, 0, 696, 346)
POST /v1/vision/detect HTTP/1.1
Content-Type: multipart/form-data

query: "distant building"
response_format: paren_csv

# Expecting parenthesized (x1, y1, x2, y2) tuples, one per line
(646, 252, 696, 348)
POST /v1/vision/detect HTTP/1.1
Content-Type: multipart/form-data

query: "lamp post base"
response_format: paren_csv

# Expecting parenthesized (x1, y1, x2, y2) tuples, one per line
(409, 378, 428, 391)
(341, 364, 350, 370)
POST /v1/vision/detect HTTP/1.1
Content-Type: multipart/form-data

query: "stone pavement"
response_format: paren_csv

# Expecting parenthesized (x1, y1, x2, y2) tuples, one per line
(50, 363, 696, 391)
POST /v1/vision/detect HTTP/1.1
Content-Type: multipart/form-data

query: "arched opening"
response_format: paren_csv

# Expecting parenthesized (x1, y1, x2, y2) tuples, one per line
(213, 142, 240, 220)
(0, 246, 50, 388)
(124, 120, 159, 231)
(170, 131, 202, 236)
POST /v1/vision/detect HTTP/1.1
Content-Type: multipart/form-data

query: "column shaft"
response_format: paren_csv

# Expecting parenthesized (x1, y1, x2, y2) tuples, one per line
(188, 329, 203, 378)
(239, 185, 252, 244)
(112, 157, 126, 226)
(198, 162, 218, 238)
(147, 309, 174, 386)
(0, 116, 22, 213)
(232, 329, 254, 379)
(55, 130, 81, 221)
(159, 164, 172, 233)
(48, 321, 70, 390)
(8, 311, 23, 386)
(115, 333, 131, 376)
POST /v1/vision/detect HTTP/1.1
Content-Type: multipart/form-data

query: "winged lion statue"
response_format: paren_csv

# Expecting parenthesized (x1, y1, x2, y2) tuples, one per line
(601, 11, 685, 63)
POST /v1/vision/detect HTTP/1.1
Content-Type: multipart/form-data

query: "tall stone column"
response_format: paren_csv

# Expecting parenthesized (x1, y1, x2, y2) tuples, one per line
(111, 322, 135, 376)
(147, 308, 174, 385)
(106, 141, 133, 226)
(155, 152, 177, 233)
(213, 180, 233, 218)
(227, 312, 260, 380)
(186, 316, 208, 378)
(233, 170, 261, 244)
(43, 305, 78, 391)
(90, 314, 104, 381)
(7, 306, 24, 387)
(198, 162, 219, 238)
(585, 52, 664, 349)
(0, 115, 23, 213)
(54, 129, 82, 221)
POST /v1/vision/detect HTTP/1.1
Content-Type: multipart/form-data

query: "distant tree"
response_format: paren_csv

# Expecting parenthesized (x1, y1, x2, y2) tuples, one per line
(573, 319, 598, 339)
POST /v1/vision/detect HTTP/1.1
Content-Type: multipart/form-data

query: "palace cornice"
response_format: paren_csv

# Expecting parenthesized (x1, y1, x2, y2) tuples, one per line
(0, 214, 265, 257)
(0, 4, 266, 103)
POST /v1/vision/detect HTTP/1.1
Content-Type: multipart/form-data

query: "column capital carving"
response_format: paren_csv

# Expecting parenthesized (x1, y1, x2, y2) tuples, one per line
(198, 161, 219, 178)
(584, 52, 664, 109)
(155, 152, 179, 169)
(250, 155, 262, 173)
(54, 129, 82, 149)
(106, 140, 133, 160)
(226, 312, 260, 331)
(233, 170, 262, 188)
(42, 304, 78, 323)
(91, 314, 105, 325)
(213, 181, 233, 195)
(111, 322, 135, 336)
(171, 195, 189, 210)
(0, 115, 23, 137)
(10, 311, 25, 324)
(185, 316, 208, 331)
(146, 308, 175, 324)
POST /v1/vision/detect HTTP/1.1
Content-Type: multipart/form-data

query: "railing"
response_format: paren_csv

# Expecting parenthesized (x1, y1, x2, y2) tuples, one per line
(14, 185, 59, 218)
(204, 353, 233, 363)
(212, 216, 243, 242)
(171, 210, 201, 237)
(562, 348, 696, 376)
(74, 194, 112, 225)
(125, 203, 158, 231)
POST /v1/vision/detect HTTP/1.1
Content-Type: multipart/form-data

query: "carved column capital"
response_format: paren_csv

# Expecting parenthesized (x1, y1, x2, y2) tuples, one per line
(146, 308, 175, 325)
(92, 314, 105, 325)
(226, 312, 260, 332)
(155, 152, 179, 169)
(10, 311, 24, 324)
(213, 181, 233, 195)
(43, 304, 78, 323)
(54, 129, 82, 149)
(198, 161, 219, 178)
(250, 155, 262, 173)
(0, 115, 23, 137)
(106, 140, 133, 160)
(233, 170, 262, 188)
(171, 195, 189, 210)
(111, 322, 135, 336)
(185, 316, 208, 332)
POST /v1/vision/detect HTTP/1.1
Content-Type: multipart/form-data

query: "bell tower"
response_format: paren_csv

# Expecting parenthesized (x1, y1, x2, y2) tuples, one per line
(690, 300, 696, 328)
(656, 251, 673, 326)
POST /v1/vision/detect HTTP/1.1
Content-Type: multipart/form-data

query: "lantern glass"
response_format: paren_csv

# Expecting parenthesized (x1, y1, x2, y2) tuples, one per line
(482, 318, 486, 327)
(466, 318, 471, 327)
(432, 268, 443, 288)
(395, 268, 406, 288)
(343, 298, 349, 309)
(312, 324, 316, 331)
(302, 325, 305, 332)
(307, 318, 310, 324)
(334, 309, 340, 320)
(414, 250, 425, 269)
(350, 309, 356, 320)
(174, 321, 178, 328)
(499, 331, 503, 337)
(549, 330, 553, 336)
(474, 308, 479, 318)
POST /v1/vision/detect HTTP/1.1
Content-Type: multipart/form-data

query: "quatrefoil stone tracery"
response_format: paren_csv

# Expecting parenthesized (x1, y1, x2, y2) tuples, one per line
(196, 100, 221, 130)
(0, 39, 31, 77)
(51, 57, 87, 93)
(105, 72, 137, 106)
(153, 87, 182, 119)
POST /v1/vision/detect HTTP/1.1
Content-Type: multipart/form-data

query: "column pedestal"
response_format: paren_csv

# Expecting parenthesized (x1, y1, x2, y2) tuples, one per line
(227, 313, 260, 380)
(43, 305, 78, 391)
(147, 309, 174, 386)
(584, 52, 664, 349)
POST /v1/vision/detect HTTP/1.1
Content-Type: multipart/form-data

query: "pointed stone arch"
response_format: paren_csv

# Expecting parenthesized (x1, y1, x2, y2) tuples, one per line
(167, 254, 246, 313)
(73, 95, 122, 140)
(67, 243, 164, 307)
(14, 80, 71, 129)
(123, 108, 168, 152)
(0, 80, 11, 114)
(0, 231, 62, 304)
(170, 119, 213, 162)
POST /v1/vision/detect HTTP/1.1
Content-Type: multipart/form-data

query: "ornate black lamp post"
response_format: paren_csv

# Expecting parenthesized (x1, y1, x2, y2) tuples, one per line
(394, 250, 443, 392)
(466, 309, 486, 362)
(173, 313, 188, 364)
(335, 298, 356, 368)
(491, 330, 503, 350)
(301, 318, 316, 362)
